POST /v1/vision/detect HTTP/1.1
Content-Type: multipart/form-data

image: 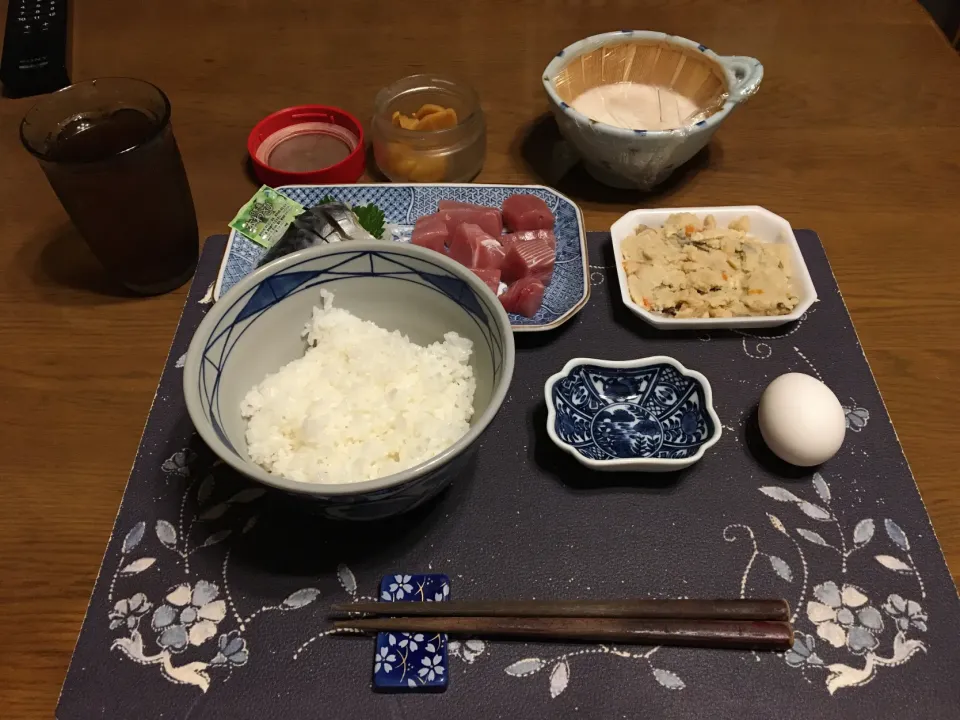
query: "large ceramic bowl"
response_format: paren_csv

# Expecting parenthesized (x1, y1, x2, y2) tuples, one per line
(543, 31, 762, 189)
(545, 356, 721, 472)
(184, 241, 515, 520)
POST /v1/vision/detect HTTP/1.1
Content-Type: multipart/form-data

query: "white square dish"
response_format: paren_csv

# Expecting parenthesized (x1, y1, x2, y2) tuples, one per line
(610, 206, 817, 329)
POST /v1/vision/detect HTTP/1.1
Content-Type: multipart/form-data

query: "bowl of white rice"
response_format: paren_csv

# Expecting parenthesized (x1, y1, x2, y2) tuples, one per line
(183, 241, 515, 520)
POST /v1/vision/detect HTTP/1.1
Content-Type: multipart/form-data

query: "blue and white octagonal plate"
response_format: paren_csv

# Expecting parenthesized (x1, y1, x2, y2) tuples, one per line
(544, 356, 722, 472)
(215, 184, 590, 332)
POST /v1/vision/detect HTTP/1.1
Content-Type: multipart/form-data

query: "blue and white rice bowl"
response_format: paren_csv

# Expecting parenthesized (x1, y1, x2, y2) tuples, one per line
(545, 356, 721, 472)
(183, 241, 515, 520)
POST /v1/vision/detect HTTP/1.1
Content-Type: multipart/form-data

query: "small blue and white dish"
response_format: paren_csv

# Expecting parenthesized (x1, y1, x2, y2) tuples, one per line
(544, 356, 721, 471)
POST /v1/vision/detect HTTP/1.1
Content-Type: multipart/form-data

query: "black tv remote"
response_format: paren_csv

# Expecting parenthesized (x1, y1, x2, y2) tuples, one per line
(1, 0, 69, 97)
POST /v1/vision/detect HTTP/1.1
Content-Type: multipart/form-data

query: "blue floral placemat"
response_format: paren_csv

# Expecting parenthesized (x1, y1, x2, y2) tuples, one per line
(57, 233, 960, 719)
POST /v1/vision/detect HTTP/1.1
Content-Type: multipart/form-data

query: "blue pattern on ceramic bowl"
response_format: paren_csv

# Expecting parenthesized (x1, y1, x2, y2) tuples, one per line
(215, 183, 590, 332)
(544, 356, 721, 471)
(542, 31, 762, 190)
(374, 574, 450, 692)
(184, 241, 515, 519)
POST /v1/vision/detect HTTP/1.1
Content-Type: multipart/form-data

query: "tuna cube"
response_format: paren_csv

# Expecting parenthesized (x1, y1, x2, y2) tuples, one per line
(449, 223, 506, 270)
(500, 237, 555, 284)
(469, 267, 501, 295)
(440, 206, 503, 238)
(502, 194, 554, 231)
(411, 214, 449, 253)
(499, 276, 545, 318)
(439, 200, 499, 212)
(501, 229, 557, 252)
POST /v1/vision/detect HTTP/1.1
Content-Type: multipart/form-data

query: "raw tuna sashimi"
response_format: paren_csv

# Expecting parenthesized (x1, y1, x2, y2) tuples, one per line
(469, 267, 501, 295)
(449, 223, 506, 270)
(439, 200, 499, 212)
(440, 206, 503, 238)
(411, 214, 449, 253)
(502, 194, 554, 231)
(501, 228, 557, 251)
(499, 276, 545, 318)
(500, 237, 555, 284)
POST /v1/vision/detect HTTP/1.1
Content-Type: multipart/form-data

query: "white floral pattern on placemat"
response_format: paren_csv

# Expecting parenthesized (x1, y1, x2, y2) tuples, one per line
(725, 472, 927, 695)
(107, 451, 321, 693)
(504, 645, 684, 698)
(108, 395, 907, 700)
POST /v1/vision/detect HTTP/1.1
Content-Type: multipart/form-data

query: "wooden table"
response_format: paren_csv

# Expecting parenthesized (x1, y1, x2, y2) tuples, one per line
(1, 0, 958, 715)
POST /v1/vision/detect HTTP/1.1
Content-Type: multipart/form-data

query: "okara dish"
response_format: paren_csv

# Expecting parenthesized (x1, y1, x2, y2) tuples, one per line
(620, 212, 797, 319)
(611, 206, 817, 330)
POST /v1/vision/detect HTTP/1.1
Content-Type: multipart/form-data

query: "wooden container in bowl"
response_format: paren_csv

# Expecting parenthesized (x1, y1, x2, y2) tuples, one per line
(542, 31, 762, 190)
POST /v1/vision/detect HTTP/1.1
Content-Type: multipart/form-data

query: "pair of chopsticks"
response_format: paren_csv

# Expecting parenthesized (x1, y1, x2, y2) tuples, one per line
(332, 599, 793, 651)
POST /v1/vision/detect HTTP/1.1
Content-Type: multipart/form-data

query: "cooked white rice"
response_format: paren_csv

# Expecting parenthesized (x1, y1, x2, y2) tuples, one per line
(241, 290, 476, 484)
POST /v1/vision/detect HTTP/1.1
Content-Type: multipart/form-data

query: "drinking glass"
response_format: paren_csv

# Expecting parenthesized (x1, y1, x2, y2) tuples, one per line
(21, 78, 199, 295)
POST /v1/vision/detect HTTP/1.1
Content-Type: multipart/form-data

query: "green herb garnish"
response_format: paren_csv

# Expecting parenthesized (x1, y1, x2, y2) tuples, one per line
(317, 195, 386, 238)
(352, 203, 386, 239)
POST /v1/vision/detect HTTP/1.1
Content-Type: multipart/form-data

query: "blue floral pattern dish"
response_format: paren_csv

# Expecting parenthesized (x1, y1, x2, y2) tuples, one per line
(374, 574, 450, 692)
(544, 356, 721, 472)
(215, 184, 590, 332)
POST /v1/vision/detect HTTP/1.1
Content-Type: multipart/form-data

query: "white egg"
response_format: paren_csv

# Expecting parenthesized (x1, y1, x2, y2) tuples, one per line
(758, 373, 846, 466)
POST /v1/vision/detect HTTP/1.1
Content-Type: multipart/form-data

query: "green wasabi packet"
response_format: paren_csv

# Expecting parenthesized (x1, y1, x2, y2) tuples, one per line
(229, 186, 304, 248)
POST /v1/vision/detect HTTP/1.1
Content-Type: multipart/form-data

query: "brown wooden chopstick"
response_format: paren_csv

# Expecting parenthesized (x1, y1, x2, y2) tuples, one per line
(333, 616, 793, 651)
(333, 598, 789, 622)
